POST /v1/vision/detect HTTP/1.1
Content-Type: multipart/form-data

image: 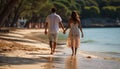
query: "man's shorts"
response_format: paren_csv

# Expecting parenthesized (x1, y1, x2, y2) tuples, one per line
(48, 33, 58, 42)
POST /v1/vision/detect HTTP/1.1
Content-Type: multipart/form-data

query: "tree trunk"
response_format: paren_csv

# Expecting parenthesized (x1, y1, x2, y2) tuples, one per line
(11, 0, 24, 27)
(0, 0, 20, 28)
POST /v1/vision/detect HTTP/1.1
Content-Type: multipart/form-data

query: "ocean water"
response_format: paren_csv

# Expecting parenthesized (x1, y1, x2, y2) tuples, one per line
(79, 28, 120, 53)
(37, 28, 120, 53)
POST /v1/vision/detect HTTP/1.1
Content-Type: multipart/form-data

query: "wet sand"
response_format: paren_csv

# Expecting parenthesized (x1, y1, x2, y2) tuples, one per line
(0, 29, 120, 69)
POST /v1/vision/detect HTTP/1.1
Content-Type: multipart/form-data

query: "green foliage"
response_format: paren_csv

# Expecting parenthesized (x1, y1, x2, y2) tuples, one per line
(116, 7, 120, 18)
(20, 0, 52, 20)
(82, 6, 100, 18)
(0, 0, 120, 26)
(52, 1, 70, 21)
(91, 6, 100, 16)
(102, 6, 117, 18)
(39, 2, 54, 18)
(86, 0, 98, 6)
(10, 0, 120, 21)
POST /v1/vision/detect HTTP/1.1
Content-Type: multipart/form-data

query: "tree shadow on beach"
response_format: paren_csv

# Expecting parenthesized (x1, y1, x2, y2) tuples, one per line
(0, 56, 46, 66)
(0, 55, 63, 67)
(0, 32, 37, 43)
(0, 37, 36, 43)
(0, 34, 22, 39)
(10, 32, 25, 35)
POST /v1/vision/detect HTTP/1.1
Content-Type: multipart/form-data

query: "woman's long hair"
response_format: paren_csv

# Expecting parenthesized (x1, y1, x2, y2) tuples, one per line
(71, 11, 80, 23)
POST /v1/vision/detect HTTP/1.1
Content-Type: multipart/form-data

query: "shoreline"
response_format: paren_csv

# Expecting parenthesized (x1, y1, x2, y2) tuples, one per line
(83, 26, 120, 28)
(0, 29, 120, 69)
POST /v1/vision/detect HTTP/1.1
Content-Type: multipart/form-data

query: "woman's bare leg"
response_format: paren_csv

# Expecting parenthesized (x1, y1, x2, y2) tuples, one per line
(75, 48, 77, 55)
(71, 47, 74, 56)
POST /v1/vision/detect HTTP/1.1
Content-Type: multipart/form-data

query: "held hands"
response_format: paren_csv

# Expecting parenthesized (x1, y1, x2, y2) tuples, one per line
(63, 29, 66, 34)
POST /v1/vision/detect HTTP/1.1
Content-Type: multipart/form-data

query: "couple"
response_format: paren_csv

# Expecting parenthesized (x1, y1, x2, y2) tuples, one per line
(44, 8, 84, 56)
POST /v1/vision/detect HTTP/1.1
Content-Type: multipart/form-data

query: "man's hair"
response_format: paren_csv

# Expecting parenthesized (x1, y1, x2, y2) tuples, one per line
(51, 8, 56, 13)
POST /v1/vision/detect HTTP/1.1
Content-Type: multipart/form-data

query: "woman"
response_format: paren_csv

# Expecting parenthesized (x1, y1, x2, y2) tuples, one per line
(64, 11, 84, 56)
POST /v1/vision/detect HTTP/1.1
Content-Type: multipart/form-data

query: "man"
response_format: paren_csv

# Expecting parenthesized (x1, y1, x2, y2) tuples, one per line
(44, 8, 64, 54)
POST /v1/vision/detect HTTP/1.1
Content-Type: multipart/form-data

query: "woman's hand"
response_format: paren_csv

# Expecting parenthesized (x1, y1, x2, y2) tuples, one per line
(81, 32, 84, 38)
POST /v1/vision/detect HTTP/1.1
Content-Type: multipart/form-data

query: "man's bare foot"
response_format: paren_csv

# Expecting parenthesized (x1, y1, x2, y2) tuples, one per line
(71, 53, 74, 56)
(52, 49, 55, 54)
(50, 51, 53, 55)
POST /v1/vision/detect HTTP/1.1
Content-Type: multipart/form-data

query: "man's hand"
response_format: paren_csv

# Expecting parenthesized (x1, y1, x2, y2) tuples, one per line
(63, 30, 66, 34)
(45, 30, 47, 35)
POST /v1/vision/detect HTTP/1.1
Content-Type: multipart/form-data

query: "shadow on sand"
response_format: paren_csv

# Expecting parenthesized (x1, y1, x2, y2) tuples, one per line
(0, 55, 63, 67)
(0, 53, 78, 69)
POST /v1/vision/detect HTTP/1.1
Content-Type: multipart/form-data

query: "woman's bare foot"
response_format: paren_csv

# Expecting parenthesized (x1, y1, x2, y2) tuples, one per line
(50, 51, 53, 55)
(71, 53, 74, 56)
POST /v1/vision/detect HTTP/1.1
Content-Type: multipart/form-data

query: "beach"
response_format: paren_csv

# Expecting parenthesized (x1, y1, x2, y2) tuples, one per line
(0, 29, 120, 69)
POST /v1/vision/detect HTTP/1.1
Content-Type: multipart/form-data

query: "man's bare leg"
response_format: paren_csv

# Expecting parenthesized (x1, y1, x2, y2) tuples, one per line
(49, 41, 53, 54)
(71, 47, 74, 56)
(53, 42, 56, 54)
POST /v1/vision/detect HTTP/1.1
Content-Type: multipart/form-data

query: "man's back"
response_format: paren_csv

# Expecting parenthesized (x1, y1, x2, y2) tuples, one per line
(46, 13, 62, 33)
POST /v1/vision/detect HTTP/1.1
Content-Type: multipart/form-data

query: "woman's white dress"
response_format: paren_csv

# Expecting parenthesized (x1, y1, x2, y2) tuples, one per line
(67, 22, 80, 48)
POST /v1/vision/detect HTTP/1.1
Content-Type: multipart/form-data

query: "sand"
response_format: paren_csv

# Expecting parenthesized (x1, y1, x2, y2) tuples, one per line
(0, 29, 120, 69)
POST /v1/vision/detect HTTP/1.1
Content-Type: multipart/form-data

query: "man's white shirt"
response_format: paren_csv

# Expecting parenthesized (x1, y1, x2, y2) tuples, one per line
(46, 13, 62, 33)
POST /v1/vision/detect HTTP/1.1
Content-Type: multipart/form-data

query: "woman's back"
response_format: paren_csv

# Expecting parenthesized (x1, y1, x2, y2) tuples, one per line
(69, 20, 80, 38)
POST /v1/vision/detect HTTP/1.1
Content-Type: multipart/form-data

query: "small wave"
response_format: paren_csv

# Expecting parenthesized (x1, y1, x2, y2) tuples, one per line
(101, 52, 120, 54)
(104, 43, 120, 46)
(81, 40, 96, 43)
